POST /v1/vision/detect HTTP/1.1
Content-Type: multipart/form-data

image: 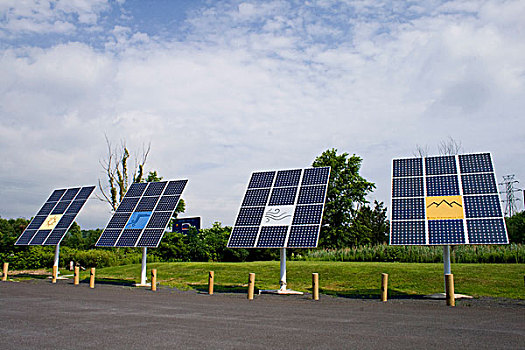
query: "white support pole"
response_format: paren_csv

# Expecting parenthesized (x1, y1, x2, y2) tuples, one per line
(279, 248, 287, 291)
(141, 247, 148, 286)
(443, 245, 451, 293)
(54, 244, 60, 276)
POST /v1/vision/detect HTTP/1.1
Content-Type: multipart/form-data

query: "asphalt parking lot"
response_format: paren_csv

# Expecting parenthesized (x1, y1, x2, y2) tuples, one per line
(1, 278, 524, 349)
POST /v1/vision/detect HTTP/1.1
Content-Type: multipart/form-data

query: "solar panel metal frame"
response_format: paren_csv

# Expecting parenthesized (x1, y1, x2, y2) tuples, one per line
(95, 180, 188, 248)
(228, 167, 330, 248)
(14, 186, 95, 246)
(390, 152, 508, 246)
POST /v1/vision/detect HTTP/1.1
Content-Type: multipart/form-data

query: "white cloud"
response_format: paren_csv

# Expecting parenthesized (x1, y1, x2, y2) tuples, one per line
(1, 0, 524, 228)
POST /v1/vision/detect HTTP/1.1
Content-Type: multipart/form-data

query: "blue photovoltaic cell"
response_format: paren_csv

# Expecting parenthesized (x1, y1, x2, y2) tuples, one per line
(144, 181, 167, 196)
(62, 188, 80, 201)
(116, 229, 143, 246)
(16, 230, 37, 245)
(97, 179, 187, 247)
(55, 215, 76, 229)
(124, 212, 152, 229)
(43, 229, 67, 245)
(425, 156, 457, 175)
(47, 189, 66, 202)
(459, 153, 493, 174)
(135, 196, 159, 211)
(248, 171, 275, 189)
(96, 229, 122, 246)
(115, 197, 140, 212)
(229, 167, 330, 248)
(36, 202, 56, 216)
(464, 195, 502, 218)
(107, 212, 132, 229)
(256, 226, 288, 247)
(390, 221, 425, 245)
(392, 158, 423, 177)
(155, 195, 181, 211)
(164, 180, 188, 195)
(392, 177, 424, 198)
(15, 185, 94, 246)
(125, 182, 148, 197)
(65, 200, 86, 215)
(242, 188, 271, 207)
(302, 167, 330, 186)
(274, 169, 301, 187)
(26, 216, 47, 230)
(136, 229, 165, 247)
(428, 220, 465, 245)
(268, 187, 297, 206)
(467, 219, 507, 244)
(51, 200, 71, 214)
(426, 175, 460, 196)
(235, 207, 265, 226)
(391, 153, 508, 246)
(392, 198, 425, 220)
(29, 230, 52, 245)
(75, 186, 95, 200)
(297, 185, 326, 205)
(461, 173, 497, 195)
(146, 212, 172, 229)
(292, 205, 323, 225)
(228, 226, 259, 247)
(287, 225, 319, 247)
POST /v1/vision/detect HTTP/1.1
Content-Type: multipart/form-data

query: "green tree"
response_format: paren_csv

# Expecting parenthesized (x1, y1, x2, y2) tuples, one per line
(312, 149, 375, 248)
(347, 201, 389, 245)
(506, 211, 525, 243)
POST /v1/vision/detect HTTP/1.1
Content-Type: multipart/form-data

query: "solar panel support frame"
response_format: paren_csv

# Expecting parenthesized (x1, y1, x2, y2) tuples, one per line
(259, 248, 303, 295)
(134, 247, 150, 287)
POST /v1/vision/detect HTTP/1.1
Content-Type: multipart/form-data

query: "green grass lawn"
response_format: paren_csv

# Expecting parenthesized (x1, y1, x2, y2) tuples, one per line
(74, 261, 525, 299)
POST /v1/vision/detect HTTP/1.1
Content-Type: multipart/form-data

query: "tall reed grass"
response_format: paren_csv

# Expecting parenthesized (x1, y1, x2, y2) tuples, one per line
(293, 244, 524, 263)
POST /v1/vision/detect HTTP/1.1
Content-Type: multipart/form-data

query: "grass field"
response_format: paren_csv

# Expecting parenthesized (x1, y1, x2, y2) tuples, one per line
(66, 261, 525, 299)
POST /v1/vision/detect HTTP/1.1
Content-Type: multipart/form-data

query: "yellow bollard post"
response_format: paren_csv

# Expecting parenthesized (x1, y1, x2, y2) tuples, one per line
(247, 273, 255, 300)
(445, 274, 455, 307)
(2, 262, 8, 281)
(151, 269, 157, 292)
(208, 271, 214, 295)
(90, 268, 95, 289)
(381, 273, 388, 302)
(312, 273, 319, 300)
(52, 266, 58, 284)
(74, 266, 80, 285)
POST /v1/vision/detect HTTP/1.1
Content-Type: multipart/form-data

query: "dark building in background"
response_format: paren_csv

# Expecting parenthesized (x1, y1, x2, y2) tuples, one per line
(172, 217, 201, 233)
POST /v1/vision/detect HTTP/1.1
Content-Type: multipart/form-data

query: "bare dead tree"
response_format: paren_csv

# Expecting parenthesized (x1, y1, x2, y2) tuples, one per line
(438, 136, 462, 155)
(413, 144, 430, 158)
(97, 136, 151, 211)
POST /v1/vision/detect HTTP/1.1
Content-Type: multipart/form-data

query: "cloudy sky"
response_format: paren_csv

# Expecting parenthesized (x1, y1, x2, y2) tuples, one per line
(1, 0, 524, 229)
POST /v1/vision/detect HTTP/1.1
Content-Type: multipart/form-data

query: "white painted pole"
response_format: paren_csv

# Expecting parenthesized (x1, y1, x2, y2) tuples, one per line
(141, 247, 147, 285)
(53, 244, 60, 276)
(443, 245, 451, 293)
(279, 248, 287, 291)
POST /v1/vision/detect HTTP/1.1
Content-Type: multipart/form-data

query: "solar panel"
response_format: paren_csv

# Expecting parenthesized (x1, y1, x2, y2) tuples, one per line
(390, 152, 508, 245)
(15, 186, 95, 246)
(227, 167, 330, 248)
(95, 180, 187, 248)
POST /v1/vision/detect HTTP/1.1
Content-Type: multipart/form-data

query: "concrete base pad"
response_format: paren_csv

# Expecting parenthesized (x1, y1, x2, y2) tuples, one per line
(259, 289, 304, 295)
(134, 283, 152, 287)
(424, 292, 473, 299)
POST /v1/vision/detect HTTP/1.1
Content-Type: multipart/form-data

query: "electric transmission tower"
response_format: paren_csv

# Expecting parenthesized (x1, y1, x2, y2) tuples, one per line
(499, 175, 521, 217)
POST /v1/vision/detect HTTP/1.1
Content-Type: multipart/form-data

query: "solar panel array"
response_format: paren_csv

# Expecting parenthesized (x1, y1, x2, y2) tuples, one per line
(228, 167, 330, 248)
(390, 153, 508, 245)
(15, 186, 95, 246)
(95, 180, 187, 248)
